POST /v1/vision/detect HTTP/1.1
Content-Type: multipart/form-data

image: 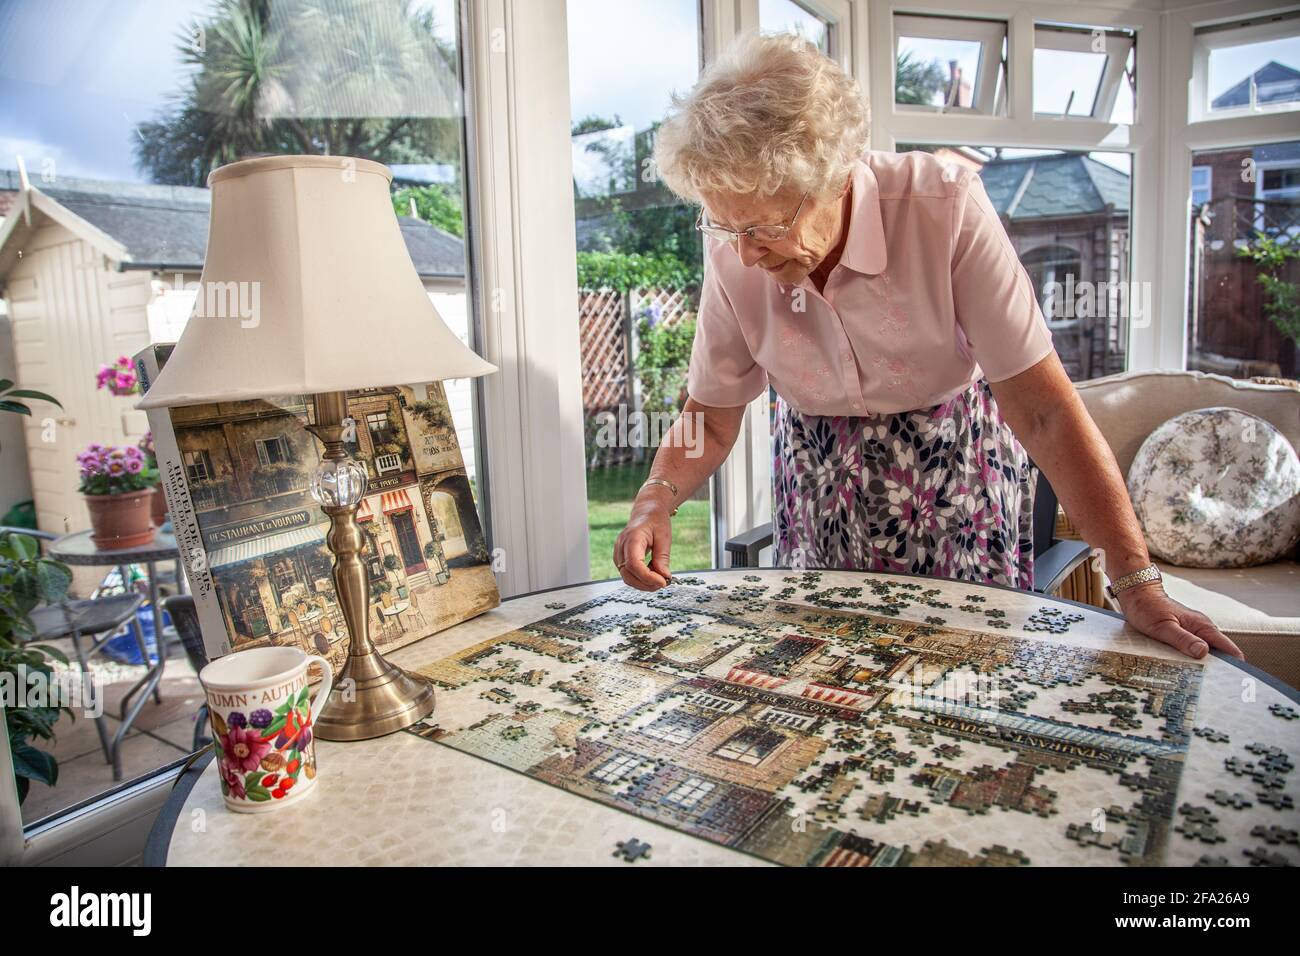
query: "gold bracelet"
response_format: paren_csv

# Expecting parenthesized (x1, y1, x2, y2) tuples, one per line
(640, 477, 679, 516)
(1105, 563, 1162, 600)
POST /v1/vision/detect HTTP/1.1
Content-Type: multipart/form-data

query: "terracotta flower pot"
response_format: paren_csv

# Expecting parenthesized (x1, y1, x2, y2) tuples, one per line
(151, 482, 168, 527)
(84, 488, 156, 550)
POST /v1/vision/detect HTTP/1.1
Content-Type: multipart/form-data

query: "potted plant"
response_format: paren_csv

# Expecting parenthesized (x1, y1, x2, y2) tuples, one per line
(77, 442, 159, 549)
(0, 529, 75, 803)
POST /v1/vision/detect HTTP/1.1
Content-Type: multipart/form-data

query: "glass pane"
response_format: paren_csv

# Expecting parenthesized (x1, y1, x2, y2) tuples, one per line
(1034, 26, 1136, 124)
(896, 36, 982, 108)
(896, 145, 1134, 382)
(567, 0, 709, 579)
(760, 0, 830, 53)
(0, 0, 483, 826)
(1208, 34, 1300, 112)
(1034, 48, 1106, 116)
(1186, 140, 1300, 379)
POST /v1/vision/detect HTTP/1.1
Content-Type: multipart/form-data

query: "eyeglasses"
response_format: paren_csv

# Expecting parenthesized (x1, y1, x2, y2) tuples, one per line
(696, 192, 808, 243)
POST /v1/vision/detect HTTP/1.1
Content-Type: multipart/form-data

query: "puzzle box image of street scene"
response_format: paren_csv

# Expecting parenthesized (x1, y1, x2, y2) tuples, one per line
(167, 382, 498, 672)
(410, 574, 1218, 867)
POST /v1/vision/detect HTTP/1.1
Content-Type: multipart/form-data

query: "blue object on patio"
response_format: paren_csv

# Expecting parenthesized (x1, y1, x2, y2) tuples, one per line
(102, 605, 169, 665)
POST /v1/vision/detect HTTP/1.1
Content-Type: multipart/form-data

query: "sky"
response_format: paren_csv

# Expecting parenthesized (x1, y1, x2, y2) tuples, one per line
(0, 0, 1294, 189)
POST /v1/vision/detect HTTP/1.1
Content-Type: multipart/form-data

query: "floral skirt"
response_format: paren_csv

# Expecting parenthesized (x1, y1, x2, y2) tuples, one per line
(772, 378, 1037, 589)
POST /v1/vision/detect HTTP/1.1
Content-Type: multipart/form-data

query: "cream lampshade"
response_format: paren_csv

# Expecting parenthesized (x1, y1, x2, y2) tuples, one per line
(137, 155, 496, 741)
(137, 154, 494, 408)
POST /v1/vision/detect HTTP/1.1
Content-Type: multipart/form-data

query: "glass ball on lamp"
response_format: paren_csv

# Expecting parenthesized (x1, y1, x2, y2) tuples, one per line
(310, 457, 368, 507)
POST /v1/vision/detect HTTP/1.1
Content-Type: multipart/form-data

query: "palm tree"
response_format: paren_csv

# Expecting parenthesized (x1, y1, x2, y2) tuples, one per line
(135, 0, 462, 186)
(895, 48, 948, 106)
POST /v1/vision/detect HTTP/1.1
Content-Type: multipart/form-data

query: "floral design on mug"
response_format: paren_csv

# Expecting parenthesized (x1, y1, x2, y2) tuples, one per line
(212, 686, 317, 803)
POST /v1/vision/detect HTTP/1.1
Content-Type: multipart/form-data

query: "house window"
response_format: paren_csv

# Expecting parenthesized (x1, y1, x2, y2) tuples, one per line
(713, 727, 785, 766)
(894, 15, 1008, 115)
(366, 412, 397, 448)
(1033, 24, 1135, 124)
(1022, 245, 1085, 324)
(1186, 139, 1300, 381)
(1194, 12, 1300, 120)
(184, 448, 213, 483)
(590, 753, 641, 783)
(664, 776, 716, 809)
(255, 435, 292, 466)
(1261, 164, 1300, 203)
(1191, 166, 1213, 208)
(642, 709, 713, 744)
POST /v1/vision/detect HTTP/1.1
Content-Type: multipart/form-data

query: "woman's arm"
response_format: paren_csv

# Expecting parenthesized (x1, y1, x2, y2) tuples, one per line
(990, 353, 1244, 660)
(614, 397, 747, 591)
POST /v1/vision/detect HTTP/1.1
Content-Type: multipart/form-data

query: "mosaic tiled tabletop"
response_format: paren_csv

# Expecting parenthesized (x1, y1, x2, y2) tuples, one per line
(165, 570, 1300, 867)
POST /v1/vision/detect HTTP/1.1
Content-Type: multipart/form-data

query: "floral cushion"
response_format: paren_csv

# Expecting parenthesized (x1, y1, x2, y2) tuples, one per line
(1126, 407, 1300, 568)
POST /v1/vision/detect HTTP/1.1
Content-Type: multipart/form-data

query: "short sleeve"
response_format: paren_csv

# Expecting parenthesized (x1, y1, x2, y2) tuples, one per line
(950, 171, 1056, 382)
(686, 267, 768, 407)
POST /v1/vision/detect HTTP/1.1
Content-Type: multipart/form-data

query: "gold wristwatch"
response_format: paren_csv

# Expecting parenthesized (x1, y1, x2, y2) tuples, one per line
(641, 477, 679, 516)
(1105, 563, 1162, 600)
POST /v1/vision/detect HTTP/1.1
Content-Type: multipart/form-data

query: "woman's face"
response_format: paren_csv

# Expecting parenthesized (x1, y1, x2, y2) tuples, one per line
(700, 183, 848, 286)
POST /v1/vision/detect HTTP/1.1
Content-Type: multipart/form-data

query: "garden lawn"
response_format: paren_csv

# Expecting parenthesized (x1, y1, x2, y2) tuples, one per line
(587, 463, 711, 580)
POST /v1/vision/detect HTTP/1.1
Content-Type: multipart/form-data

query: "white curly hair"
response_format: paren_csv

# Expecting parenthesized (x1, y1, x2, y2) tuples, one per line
(653, 33, 870, 204)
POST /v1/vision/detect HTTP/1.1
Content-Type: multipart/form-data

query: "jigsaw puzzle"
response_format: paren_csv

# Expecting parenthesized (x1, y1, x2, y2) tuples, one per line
(407, 575, 1291, 867)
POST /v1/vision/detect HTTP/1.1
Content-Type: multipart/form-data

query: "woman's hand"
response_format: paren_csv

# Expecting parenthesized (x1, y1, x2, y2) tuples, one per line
(614, 491, 674, 591)
(1117, 583, 1244, 661)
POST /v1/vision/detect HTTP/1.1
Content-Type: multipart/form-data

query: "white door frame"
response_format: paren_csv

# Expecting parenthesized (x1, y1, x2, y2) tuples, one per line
(464, 0, 590, 596)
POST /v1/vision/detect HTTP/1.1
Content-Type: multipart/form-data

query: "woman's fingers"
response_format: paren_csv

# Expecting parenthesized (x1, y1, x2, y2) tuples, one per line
(1145, 617, 1209, 659)
(615, 526, 669, 591)
(1185, 612, 1245, 660)
(648, 531, 672, 584)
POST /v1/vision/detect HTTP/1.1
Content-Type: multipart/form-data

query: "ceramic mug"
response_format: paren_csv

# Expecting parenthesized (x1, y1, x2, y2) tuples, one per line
(199, 647, 333, 813)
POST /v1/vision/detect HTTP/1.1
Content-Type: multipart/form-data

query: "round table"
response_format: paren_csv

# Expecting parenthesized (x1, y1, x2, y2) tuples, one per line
(148, 569, 1300, 867)
(50, 529, 183, 780)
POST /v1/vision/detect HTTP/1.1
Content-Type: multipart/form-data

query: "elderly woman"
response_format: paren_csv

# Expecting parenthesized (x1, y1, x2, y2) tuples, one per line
(613, 35, 1242, 662)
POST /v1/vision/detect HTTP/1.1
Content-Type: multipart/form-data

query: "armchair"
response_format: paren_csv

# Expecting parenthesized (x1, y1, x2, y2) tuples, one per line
(1074, 369, 1300, 689)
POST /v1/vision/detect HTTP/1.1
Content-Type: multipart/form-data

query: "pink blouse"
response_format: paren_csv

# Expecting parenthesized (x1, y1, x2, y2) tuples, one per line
(686, 150, 1056, 415)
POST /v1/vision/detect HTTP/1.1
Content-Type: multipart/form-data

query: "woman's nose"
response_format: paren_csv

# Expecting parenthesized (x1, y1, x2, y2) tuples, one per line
(737, 235, 768, 267)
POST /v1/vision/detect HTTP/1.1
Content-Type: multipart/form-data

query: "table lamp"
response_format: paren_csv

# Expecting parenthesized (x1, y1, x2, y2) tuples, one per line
(138, 155, 496, 740)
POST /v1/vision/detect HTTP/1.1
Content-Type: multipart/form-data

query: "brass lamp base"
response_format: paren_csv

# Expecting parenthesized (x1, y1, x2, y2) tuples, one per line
(313, 647, 435, 741)
(305, 389, 437, 742)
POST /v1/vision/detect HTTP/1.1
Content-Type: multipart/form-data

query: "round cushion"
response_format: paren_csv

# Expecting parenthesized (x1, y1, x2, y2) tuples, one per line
(1127, 407, 1300, 568)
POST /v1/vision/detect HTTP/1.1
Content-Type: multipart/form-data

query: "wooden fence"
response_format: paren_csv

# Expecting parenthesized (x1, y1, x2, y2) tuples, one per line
(1189, 196, 1300, 379)
(578, 285, 696, 467)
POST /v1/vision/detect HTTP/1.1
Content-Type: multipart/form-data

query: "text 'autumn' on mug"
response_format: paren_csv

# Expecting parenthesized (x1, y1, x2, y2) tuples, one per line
(199, 646, 334, 813)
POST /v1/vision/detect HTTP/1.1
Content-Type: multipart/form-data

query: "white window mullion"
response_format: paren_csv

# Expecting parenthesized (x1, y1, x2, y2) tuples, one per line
(465, 0, 589, 594)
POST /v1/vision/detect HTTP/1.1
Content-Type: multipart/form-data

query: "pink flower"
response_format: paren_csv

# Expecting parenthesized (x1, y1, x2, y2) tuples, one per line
(220, 763, 246, 799)
(220, 725, 272, 773)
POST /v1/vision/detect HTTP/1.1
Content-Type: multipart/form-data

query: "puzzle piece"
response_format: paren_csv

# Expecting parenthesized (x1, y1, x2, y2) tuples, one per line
(1243, 847, 1291, 867)
(613, 838, 652, 863)
(1249, 825, 1299, 846)
(1257, 791, 1295, 811)
(1193, 726, 1229, 743)
(1269, 704, 1298, 720)
(1206, 790, 1252, 810)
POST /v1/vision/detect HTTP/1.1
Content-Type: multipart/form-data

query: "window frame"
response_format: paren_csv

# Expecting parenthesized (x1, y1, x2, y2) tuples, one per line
(1033, 22, 1135, 122)
(894, 13, 1009, 115)
(1190, 10, 1300, 124)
